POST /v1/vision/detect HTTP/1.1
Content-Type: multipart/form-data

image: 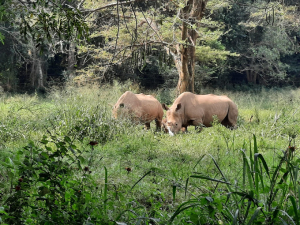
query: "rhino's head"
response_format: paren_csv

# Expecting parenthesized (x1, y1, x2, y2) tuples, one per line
(162, 103, 183, 136)
(113, 103, 132, 120)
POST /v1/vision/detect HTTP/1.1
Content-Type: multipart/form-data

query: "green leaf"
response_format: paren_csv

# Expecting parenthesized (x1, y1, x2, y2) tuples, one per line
(38, 186, 49, 196)
(232, 209, 239, 225)
(41, 152, 49, 159)
(173, 185, 176, 202)
(241, 149, 253, 189)
(254, 153, 270, 177)
(104, 166, 108, 214)
(64, 136, 71, 143)
(130, 170, 152, 191)
(247, 207, 261, 225)
(288, 195, 299, 225)
(185, 178, 189, 198)
(190, 175, 231, 184)
(193, 154, 206, 170)
(169, 201, 201, 223)
(72, 204, 78, 210)
(77, 156, 85, 164)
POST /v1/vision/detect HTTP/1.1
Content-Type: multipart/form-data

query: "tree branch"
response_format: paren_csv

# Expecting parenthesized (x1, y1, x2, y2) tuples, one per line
(83, 0, 136, 17)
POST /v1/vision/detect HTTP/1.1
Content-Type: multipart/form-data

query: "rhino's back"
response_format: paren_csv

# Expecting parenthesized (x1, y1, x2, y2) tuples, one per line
(117, 91, 140, 107)
(136, 93, 163, 120)
(174, 92, 232, 125)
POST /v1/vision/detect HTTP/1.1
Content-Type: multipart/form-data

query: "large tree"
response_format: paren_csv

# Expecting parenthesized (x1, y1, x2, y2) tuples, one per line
(218, 0, 300, 85)
(0, 0, 89, 90)
(78, 0, 237, 94)
(1, 0, 299, 91)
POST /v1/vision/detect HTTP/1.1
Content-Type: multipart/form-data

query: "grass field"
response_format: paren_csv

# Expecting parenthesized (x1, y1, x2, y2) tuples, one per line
(1, 83, 300, 224)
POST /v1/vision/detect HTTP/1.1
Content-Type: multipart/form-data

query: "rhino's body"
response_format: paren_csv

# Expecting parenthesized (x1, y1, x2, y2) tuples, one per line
(162, 92, 238, 135)
(113, 91, 163, 130)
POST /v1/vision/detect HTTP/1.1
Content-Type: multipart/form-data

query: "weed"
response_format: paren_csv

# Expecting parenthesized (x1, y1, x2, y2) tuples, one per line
(1, 85, 300, 224)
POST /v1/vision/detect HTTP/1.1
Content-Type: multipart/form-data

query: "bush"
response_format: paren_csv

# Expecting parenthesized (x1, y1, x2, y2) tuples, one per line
(1, 134, 104, 224)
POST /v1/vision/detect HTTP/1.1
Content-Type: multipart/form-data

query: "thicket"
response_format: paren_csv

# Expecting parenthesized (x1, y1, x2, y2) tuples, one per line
(1, 84, 300, 224)
(0, 0, 299, 92)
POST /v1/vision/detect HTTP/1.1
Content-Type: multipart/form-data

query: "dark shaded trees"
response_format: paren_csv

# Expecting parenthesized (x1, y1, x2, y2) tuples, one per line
(0, 0, 299, 92)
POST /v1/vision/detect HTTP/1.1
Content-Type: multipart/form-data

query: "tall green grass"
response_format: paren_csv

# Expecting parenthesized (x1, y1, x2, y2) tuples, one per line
(1, 84, 300, 224)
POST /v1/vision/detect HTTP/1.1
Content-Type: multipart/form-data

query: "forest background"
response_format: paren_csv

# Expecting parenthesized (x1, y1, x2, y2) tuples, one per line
(2, 1, 300, 224)
(0, 0, 299, 94)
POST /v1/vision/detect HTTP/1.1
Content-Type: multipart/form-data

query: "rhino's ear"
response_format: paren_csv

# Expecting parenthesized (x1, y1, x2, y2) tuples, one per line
(175, 103, 181, 111)
(119, 103, 125, 108)
(162, 103, 169, 111)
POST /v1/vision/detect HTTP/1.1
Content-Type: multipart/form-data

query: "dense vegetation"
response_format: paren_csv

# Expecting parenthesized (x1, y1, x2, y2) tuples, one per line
(1, 84, 300, 224)
(0, 0, 299, 93)
(1, 0, 300, 224)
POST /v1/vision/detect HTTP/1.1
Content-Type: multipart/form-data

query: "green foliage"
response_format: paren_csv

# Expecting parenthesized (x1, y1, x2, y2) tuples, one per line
(2, 86, 300, 224)
(3, 0, 89, 45)
(170, 135, 300, 224)
(1, 135, 102, 224)
(219, 0, 300, 85)
(0, 32, 4, 45)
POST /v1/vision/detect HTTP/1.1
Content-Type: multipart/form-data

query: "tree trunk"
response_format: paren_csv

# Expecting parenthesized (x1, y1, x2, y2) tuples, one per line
(37, 59, 45, 90)
(246, 70, 257, 84)
(67, 42, 76, 79)
(177, 20, 190, 94)
(176, 0, 208, 95)
(29, 41, 46, 90)
(138, 0, 208, 95)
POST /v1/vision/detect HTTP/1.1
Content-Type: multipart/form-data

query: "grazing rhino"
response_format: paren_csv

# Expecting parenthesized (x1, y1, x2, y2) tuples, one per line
(162, 118, 186, 133)
(162, 92, 238, 135)
(113, 91, 164, 130)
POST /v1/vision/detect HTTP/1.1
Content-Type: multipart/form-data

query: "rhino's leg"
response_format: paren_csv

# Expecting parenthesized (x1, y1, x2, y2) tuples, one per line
(144, 122, 151, 130)
(155, 119, 162, 132)
(227, 101, 238, 128)
(181, 126, 188, 133)
(191, 119, 204, 132)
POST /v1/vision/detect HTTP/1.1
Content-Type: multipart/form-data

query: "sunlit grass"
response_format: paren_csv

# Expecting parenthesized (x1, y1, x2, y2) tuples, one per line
(1, 83, 300, 224)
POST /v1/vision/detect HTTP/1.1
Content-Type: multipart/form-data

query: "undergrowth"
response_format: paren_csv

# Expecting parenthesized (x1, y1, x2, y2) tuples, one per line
(0, 84, 300, 224)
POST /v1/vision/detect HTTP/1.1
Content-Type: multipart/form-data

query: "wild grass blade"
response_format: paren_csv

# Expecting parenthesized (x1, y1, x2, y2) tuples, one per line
(279, 217, 290, 225)
(246, 207, 261, 225)
(243, 200, 252, 224)
(185, 178, 189, 198)
(253, 135, 259, 198)
(207, 154, 239, 204)
(298, 186, 300, 211)
(190, 175, 231, 184)
(249, 138, 254, 174)
(193, 154, 206, 170)
(288, 195, 299, 225)
(232, 209, 239, 225)
(278, 171, 290, 184)
(130, 170, 152, 191)
(254, 153, 270, 177)
(271, 207, 280, 224)
(242, 149, 246, 187)
(270, 156, 284, 186)
(280, 210, 296, 225)
(223, 206, 234, 221)
(268, 156, 285, 207)
(258, 161, 265, 191)
(168, 201, 201, 224)
(115, 209, 137, 221)
(173, 185, 176, 202)
(104, 166, 108, 214)
(241, 150, 254, 190)
(209, 154, 229, 183)
(253, 134, 258, 154)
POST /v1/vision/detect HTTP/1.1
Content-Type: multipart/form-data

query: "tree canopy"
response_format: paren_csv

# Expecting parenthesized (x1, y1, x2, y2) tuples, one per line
(0, 0, 299, 92)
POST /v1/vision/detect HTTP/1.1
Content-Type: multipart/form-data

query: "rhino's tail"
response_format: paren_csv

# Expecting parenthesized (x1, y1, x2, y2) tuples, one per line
(227, 101, 238, 128)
